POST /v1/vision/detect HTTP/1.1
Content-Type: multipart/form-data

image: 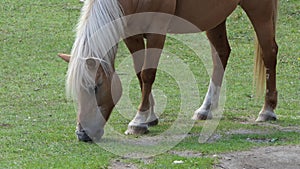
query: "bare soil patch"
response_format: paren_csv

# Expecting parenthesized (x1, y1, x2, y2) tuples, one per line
(215, 145, 300, 169)
(168, 150, 203, 158)
(108, 159, 138, 169)
(240, 121, 300, 133)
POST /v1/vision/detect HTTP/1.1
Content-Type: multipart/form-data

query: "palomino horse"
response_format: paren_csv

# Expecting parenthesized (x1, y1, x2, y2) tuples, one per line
(62, 0, 278, 142)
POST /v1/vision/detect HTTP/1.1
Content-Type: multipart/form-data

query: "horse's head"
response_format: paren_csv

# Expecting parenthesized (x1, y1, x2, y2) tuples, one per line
(60, 54, 122, 142)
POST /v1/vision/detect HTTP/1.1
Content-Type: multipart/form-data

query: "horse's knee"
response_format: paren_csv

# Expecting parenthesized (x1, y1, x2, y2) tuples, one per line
(221, 47, 231, 58)
(214, 47, 231, 68)
(141, 68, 157, 84)
(263, 42, 278, 69)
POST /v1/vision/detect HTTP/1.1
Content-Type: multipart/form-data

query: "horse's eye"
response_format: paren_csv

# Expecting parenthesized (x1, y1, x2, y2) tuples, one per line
(94, 78, 103, 94)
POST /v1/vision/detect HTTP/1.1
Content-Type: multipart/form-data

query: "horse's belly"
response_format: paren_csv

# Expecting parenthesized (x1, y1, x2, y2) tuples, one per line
(169, 0, 239, 33)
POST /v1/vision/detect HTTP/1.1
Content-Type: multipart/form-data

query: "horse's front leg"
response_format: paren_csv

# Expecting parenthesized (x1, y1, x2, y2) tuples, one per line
(193, 21, 230, 120)
(124, 35, 159, 127)
(125, 34, 165, 135)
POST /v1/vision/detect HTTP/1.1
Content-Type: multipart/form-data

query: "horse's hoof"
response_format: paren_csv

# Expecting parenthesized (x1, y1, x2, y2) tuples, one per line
(256, 111, 277, 122)
(147, 118, 159, 126)
(125, 123, 149, 135)
(192, 112, 212, 120)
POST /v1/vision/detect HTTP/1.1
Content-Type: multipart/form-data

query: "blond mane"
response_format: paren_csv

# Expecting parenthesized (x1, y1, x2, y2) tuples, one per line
(66, 0, 124, 100)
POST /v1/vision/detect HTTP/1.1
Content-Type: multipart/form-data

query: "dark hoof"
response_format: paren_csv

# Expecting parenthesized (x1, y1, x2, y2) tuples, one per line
(192, 113, 212, 120)
(125, 124, 149, 135)
(147, 118, 159, 127)
(76, 129, 93, 142)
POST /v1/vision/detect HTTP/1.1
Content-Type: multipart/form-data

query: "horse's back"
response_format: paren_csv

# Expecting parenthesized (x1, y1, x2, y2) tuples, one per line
(169, 0, 240, 33)
(119, 0, 240, 33)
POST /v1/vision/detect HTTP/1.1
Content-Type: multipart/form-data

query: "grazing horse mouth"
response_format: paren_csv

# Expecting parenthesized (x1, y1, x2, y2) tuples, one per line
(76, 123, 93, 142)
(75, 105, 107, 143)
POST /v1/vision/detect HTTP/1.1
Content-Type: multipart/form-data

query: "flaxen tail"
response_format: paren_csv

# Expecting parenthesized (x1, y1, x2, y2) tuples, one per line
(253, 0, 278, 97)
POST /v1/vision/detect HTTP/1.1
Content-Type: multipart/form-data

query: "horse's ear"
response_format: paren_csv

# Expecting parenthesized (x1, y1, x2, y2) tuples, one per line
(86, 58, 100, 70)
(58, 53, 71, 62)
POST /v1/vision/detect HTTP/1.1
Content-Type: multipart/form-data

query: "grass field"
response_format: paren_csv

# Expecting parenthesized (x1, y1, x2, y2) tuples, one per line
(1, 0, 299, 168)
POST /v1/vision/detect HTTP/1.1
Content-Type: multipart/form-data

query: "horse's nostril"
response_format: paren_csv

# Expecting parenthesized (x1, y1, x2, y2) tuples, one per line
(94, 86, 98, 94)
(75, 129, 93, 142)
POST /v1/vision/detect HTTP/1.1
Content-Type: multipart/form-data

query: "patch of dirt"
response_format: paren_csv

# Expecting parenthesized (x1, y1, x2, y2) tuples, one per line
(108, 159, 138, 169)
(0, 123, 12, 128)
(225, 129, 270, 135)
(205, 133, 223, 143)
(214, 145, 300, 169)
(240, 122, 300, 133)
(168, 150, 203, 158)
(199, 129, 272, 144)
(140, 158, 154, 165)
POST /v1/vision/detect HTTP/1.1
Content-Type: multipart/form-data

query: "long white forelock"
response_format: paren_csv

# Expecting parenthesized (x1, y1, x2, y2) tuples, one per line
(66, 0, 124, 100)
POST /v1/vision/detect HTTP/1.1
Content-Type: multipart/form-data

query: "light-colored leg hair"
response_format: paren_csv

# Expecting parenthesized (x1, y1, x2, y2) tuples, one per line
(193, 80, 221, 120)
(193, 21, 230, 120)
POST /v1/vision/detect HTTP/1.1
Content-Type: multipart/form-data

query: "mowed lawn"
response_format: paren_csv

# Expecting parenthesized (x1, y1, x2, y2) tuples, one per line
(0, 0, 299, 168)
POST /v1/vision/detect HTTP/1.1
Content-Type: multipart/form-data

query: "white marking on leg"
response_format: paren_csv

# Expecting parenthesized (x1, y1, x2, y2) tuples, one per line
(146, 93, 158, 123)
(195, 80, 221, 116)
(129, 110, 150, 126)
(129, 93, 157, 126)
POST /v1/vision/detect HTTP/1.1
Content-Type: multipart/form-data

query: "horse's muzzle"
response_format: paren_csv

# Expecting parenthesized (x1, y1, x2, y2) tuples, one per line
(76, 123, 92, 142)
(75, 128, 93, 142)
(75, 123, 104, 142)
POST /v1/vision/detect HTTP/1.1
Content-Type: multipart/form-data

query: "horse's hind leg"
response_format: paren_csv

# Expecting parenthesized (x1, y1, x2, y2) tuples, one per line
(241, 0, 278, 121)
(124, 34, 162, 135)
(193, 21, 231, 120)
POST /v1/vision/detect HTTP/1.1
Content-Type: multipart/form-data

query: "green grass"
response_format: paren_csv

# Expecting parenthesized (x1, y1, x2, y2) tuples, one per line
(1, 0, 299, 168)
